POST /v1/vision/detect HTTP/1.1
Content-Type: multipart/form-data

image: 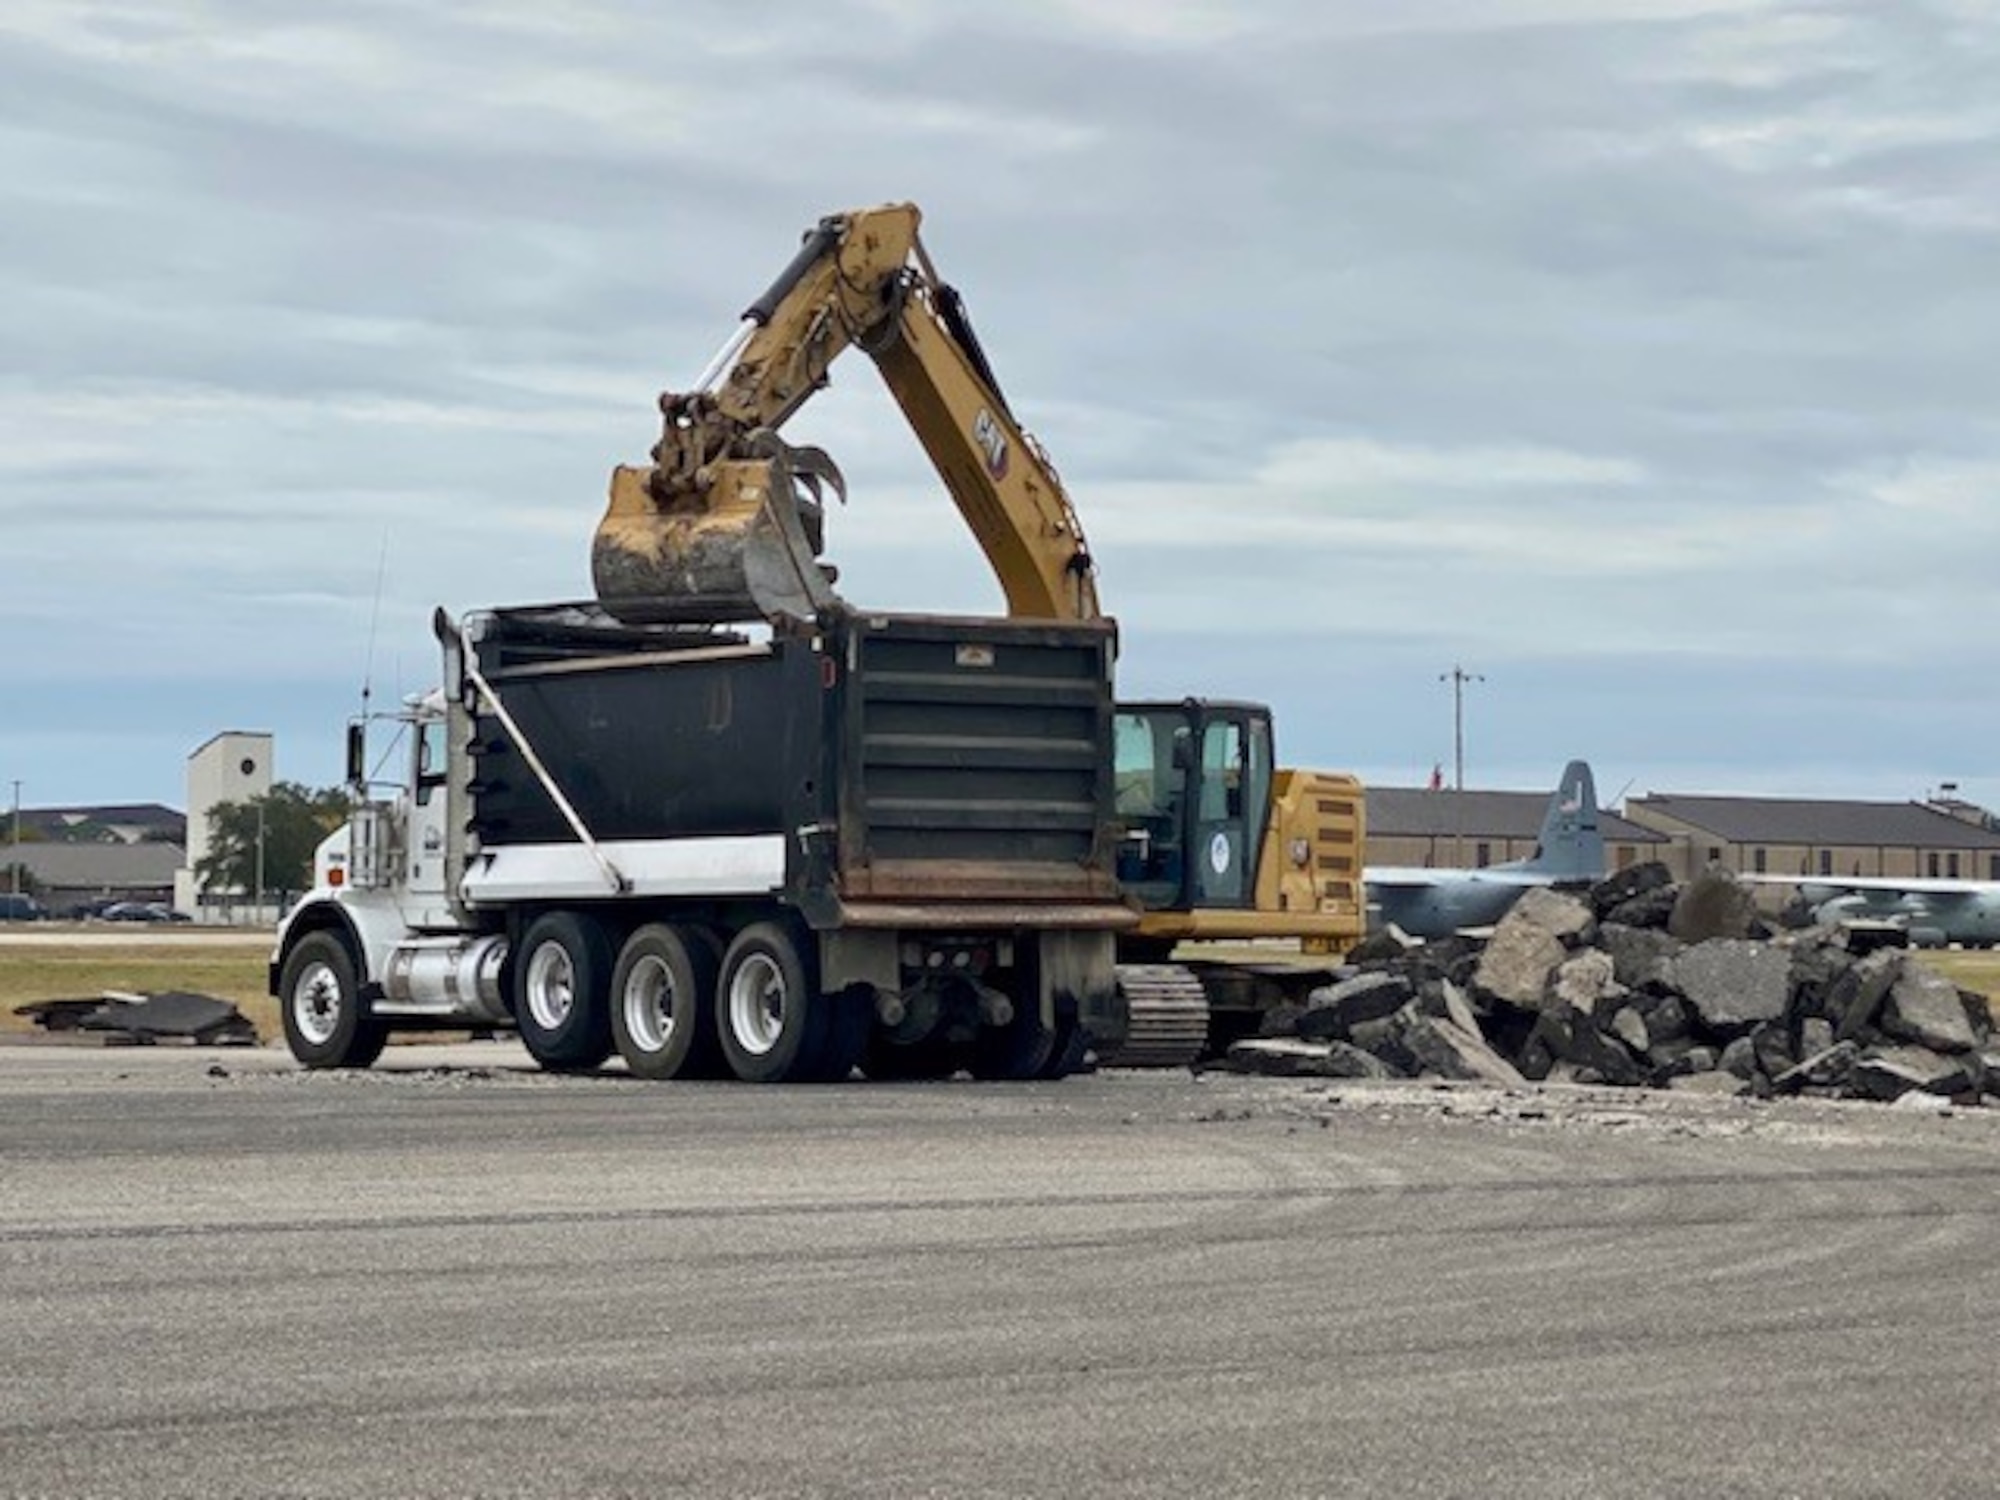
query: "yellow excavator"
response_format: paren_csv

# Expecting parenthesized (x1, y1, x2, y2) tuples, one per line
(592, 202, 1365, 1064)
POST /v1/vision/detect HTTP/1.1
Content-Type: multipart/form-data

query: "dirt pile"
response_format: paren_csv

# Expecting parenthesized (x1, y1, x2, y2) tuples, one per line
(1222, 864, 2000, 1105)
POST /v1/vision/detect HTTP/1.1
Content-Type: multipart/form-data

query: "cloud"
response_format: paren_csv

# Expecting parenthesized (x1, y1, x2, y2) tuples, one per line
(1, 0, 1995, 809)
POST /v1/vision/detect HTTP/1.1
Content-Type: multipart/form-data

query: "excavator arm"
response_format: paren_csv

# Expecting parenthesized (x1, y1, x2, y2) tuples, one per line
(592, 201, 1098, 624)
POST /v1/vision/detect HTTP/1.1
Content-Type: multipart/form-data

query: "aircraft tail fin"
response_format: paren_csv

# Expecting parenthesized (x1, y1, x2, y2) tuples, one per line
(1511, 760, 1603, 881)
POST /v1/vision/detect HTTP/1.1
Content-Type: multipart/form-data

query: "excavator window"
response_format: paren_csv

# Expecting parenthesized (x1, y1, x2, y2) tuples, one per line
(1113, 711, 1187, 904)
(1199, 722, 1244, 821)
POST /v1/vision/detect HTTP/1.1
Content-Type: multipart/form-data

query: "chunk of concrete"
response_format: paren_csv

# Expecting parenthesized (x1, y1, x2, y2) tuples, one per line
(1438, 977, 1483, 1039)
(1550, 950, 1621, 1019)
(1718, 1036, 1759, 1080)
(1343, 927, 1421, 965)
(1639, 994, 1692, 1052)
(1605, 884, 1679, 930)
(1672, 939, 1791, 1029)
(1503, 886, 1597, 945)
(1770, 1041, 1859, 1094)
(1474, 921, 1566, 1014)
(1607, 1005, 1651, 1055)
(1852, 1045, 1981, 1101)
(1598, 923, 1683, 992)
(1394, 1013, 1529, 1087)
(1830, 949, 1903, 1042)
(1587, 861, 1673, 918)
(1223, 1037, 1399, 1080)
(1530, 1007, 1644, 1086)
(1751, 1022, 1794, 1078)
(1297, 972, 1415, 1040)
(1668, 870, 1759, 943)
(1880, 965, 1980, 1053)
(1786, 941, 1854, 1021)
(72, 991, 257, 1045)
(1668, 1070, 1747, 1097)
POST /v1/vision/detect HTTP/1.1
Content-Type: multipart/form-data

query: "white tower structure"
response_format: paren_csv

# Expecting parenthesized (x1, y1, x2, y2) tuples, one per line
(174, 731, 274, 920)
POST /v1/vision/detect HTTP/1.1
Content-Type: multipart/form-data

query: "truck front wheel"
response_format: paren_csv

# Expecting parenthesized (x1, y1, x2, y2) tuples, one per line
(279, 931, 388, 1070)
(514, 911, 614, 1072)
(610, 923, 724, 1081)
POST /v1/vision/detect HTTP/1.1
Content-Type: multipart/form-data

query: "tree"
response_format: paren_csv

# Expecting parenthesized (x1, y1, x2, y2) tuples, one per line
(196, 783, 352, 901)
(0, 863, 42, 900)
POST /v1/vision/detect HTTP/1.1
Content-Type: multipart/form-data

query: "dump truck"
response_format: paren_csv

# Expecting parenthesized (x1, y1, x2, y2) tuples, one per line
(591, 201, 1367, 1065)
(270, 602, 1132, 1081)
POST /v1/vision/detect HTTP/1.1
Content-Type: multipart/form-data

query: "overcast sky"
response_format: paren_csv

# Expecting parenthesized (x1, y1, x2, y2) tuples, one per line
(3, 0, 1995, 819)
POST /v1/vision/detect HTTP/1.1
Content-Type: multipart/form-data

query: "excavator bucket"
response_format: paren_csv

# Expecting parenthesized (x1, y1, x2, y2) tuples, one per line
(590, 441, 847, 625)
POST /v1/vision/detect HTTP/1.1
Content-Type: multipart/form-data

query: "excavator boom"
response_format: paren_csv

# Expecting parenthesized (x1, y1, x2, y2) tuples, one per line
(592, 202, 1097, 624)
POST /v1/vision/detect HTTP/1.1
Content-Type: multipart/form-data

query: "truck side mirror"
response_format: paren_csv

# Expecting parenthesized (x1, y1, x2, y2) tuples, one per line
(345, 722, 366, 790)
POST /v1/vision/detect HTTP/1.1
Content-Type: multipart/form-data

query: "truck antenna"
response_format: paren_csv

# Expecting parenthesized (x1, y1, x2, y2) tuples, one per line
(361, 529, 389, 722)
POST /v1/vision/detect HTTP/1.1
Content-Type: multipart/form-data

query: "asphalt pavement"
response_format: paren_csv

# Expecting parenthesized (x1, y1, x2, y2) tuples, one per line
(3, 1040, 1998, 1498)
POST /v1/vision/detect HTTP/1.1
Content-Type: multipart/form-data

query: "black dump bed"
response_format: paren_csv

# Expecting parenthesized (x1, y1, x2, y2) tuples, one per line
(458, 603, 1125, 914)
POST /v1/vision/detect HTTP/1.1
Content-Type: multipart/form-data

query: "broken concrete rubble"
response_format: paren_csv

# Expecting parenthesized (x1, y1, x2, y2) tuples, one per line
(1214, 862, 1998, 1109)
(1880, 965, 1982, 1053)
(1672, 939, 1791, 1028)
(1667, 869, 1762, 943)
(13, 991, 256, 1046)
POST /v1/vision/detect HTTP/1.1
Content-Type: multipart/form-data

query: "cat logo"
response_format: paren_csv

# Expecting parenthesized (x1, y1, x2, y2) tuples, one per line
(972, 408, 1009, 481)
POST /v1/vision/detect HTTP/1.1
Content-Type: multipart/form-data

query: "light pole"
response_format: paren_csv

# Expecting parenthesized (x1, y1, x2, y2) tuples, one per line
(9, 780, 19, 899)
(1439, 665, 1484, 866)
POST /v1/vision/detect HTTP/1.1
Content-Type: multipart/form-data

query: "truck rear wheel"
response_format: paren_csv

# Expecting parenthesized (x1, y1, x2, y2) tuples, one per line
(717, 920, 830, 1084)
(610, 923, 724, 1081)
(1036, 1004, 1092, 1080)
(514, 911, 614, 1072)
(279, 931, 388, 1069)
(969, 1005, 1057, 1081)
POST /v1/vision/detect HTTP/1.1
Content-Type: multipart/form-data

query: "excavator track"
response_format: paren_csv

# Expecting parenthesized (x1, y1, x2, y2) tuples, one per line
(1101, 964, 1211, 1070)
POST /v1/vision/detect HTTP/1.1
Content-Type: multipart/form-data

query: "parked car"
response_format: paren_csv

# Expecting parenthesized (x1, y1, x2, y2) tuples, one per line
(101, 901, 189, 923)
(0, 894, 47, 922)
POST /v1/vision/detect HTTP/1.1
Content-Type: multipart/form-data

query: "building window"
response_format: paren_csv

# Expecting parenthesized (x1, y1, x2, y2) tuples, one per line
(1752, 848, 1767, 874)
(1707, 846, 1722, 867)
(1818, 850, 1832, 877)
(1947, 852, 1960, 879)
(1927, 851, 1939, 878)
(1475, 841, 1491, 868)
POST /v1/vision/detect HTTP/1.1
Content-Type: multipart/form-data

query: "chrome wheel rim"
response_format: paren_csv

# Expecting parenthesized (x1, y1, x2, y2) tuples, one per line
(291, 959, 341, 1046)
(525, 942, 575, 1032)
(728, 953, 785, 1056)
(622, 954, 677, 1055)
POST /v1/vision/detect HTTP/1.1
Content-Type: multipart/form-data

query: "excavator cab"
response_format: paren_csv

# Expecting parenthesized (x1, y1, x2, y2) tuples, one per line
(1113, 701, 1274, 915)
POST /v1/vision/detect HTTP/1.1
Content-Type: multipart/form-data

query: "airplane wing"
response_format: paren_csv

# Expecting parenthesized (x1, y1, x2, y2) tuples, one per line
(1740, 874, 1987, 906)
(1365, 867, 1535, 891)
(1364, 868, 1452, 890)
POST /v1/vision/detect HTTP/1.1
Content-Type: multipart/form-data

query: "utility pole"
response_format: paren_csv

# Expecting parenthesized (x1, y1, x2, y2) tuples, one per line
(1439, 666, 1484, 866)
(254, 798, 267, 924)
(8, 781, 19, 898)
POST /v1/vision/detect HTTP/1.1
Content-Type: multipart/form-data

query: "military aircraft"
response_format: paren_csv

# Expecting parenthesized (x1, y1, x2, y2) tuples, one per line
(1758, 876, 2000, 948)
(1365, 760, 1604, 940)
